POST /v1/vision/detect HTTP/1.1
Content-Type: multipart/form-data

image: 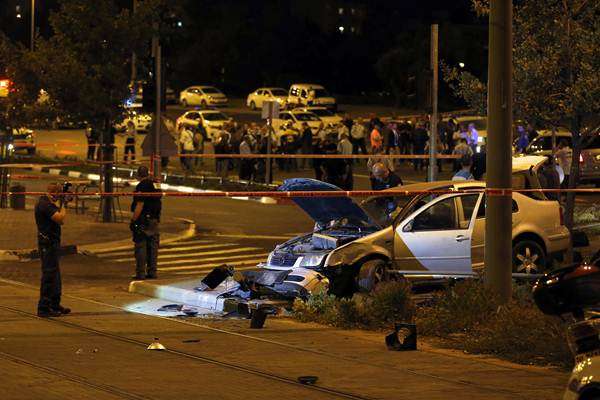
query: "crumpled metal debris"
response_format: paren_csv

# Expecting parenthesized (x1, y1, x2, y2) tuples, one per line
(147, 337, 166, 351)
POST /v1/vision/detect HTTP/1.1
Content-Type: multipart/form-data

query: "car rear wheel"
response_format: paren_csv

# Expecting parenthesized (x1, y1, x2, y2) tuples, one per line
(250, 101, 256, 110)
(512, 240, 547, 274)
(357, 259, 388, 292)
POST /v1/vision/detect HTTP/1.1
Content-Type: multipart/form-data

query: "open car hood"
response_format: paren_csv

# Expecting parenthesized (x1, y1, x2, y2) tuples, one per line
(278, 178, 377, 228)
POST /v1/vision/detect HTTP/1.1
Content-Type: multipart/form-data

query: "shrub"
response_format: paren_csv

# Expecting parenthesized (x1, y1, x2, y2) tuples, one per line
(417, 279, 499, 336)
(417, 280, 572, 367)
(292, 281, 415, 330)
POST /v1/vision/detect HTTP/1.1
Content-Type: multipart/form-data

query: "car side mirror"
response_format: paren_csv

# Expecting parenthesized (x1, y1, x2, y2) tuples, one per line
(402, 220, 413, 232)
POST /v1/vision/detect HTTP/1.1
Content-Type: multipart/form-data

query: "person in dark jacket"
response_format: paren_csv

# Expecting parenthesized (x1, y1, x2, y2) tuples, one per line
(412, 122, 428, 171)
(321, 142, 350, 188)
(370, 162, 403, 190)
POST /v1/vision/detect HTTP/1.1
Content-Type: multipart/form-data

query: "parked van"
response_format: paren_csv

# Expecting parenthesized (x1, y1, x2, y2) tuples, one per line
(288, 84, 336, 111)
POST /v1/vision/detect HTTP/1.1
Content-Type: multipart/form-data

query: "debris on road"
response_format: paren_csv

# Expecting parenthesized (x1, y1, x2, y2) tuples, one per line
(147, 338, 166, 351)
(385, 323, 417, 351)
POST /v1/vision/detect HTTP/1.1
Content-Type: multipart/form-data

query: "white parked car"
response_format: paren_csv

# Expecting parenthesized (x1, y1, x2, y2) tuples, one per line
(246, 87, 288, 110)
(114, 109, 153, 133)
(271, 110, 323, 137)
(288, 83, 337, 111)
(297, 107, 343, 126)
(179, 86, 228, 107)
(175, 109, 232, 141)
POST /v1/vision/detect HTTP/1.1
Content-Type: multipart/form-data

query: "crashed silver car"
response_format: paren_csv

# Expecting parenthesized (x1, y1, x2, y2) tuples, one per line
(266, 178, 570, 296)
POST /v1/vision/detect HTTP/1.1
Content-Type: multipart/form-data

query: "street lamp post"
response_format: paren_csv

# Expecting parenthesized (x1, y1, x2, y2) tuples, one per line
(30, 0, 35, 51)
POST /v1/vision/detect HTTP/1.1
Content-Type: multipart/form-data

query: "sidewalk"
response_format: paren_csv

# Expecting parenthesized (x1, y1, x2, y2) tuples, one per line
(0, 276, 568, 400)
(0, 207, 192, 253)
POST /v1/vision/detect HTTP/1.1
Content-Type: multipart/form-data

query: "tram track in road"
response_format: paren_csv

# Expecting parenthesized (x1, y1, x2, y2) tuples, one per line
(0, 349, 152, 400)
(0, 304, 374, 400)
(0, 277, 533, 398)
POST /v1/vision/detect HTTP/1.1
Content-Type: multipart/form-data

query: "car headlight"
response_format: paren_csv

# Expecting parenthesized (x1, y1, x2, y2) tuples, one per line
(7, 144, 14, 151)
(298, 254, 326, 268)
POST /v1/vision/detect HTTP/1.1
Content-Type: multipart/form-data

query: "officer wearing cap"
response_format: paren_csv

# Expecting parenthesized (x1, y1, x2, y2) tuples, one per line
(35, 182, 71, 317)
(130, 166, 162, 280)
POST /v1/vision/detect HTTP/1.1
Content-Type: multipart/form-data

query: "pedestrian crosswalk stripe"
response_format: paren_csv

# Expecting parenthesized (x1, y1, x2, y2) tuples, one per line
(100, 243, 237, 258)
(158, 253, 270, 271)
(112, 246, 260, 263)
(172, 265, 260, 276)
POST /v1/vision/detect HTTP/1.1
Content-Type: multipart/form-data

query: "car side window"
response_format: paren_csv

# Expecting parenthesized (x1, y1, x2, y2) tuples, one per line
(257, 90, 264, 95)
(301, 90, 307, 98)
(412, 197, 458, 231)
(458, 194, 479, 229)
(476, 196, 518, 218)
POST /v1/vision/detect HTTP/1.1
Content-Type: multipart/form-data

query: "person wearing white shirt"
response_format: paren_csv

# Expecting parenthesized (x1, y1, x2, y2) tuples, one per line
(179, 125, 195, 171)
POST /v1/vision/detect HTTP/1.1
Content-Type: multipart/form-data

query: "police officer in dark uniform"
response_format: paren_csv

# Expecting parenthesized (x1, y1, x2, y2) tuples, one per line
(35, 182, 71, 317)
(130, 166, 162, 280)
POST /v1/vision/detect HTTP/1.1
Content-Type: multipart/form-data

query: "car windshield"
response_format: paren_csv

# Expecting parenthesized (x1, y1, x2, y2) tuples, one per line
(527, 136, 572, 152)
(202, 87, 221, 94)
(360, 195, 417, 227)
(294, 113, 320, 121)
(313, 88, 330, 98)
(202, 112, 227, 121)
(310, 109, 334, 117)
(270, 89, 287, 96)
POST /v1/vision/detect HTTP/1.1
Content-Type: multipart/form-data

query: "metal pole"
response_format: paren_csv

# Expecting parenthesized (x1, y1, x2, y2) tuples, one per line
(153, 37, 162, 178)
(428, 24, 439, 182)
(266, 119, 273, 184)
(485, 0, 513, 303)
(30, 0, 35, 51)
(131, 0, 137, 84)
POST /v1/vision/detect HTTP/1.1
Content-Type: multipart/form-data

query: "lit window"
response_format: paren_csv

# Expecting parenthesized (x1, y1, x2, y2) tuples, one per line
(351, 26, 356, 33)
(338, 7, 344, 15)
(351, 8, 355, 15)
(338, 26, 345, 33)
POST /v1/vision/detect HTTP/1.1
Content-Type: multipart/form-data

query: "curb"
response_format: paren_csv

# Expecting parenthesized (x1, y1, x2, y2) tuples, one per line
(0, 218, 196, 261)
(128, 278, 228, 312)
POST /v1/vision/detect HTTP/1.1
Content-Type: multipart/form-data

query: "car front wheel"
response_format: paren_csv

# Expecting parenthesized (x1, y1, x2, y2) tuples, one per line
(357, 259, 389, 292)
(512, 240, 547, 274)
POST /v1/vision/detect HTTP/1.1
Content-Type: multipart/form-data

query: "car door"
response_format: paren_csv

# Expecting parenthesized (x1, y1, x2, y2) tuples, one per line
(394, 194, 479, 273)
(256, 90, 264, 107)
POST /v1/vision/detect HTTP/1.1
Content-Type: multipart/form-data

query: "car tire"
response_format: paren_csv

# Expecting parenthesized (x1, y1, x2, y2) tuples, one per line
(512, 240, 547, 274)
(250, 101, 256, 110)
(357, 259, 388, 292)
(181, 99, 188, 107)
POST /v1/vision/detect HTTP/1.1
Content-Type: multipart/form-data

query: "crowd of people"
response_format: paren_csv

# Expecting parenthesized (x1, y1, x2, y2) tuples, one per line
(174, 113, 499, 189)
(174, 113, 575, 191)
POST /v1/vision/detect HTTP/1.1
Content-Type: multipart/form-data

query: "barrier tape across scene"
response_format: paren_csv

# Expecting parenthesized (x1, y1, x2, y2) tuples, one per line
(0, 188, 598, 199)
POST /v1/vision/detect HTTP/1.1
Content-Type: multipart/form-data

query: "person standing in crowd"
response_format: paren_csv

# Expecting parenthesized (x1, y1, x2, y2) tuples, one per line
(367, 146, 395, 179)
(452, 138, 473, 171)
(321, 142, 351, 189)
(471, 144, 486, 180)
(370, 123, 383, 153)
(178, 124, 195, 172)
(279, 122, 300, 172)
(425, 130, 446, 173)
(386, 122, 401, 166)
(338, 132, 354, 189)
(398, 119, 412, 161)
(123, 121, 136, 164)
(193, 123, 208, 168)
(452, 155, 474, 181)
(85, 125, 98, 161)
(370, 162, 402, 191)
(131, 166, 162, 280)
(467, 123, 479, 152)
(342, 114, 354, 132)
(35, 182, 70, 317)
(538, 156, 561, 200)
(515, 125, 529, 154)
(350, 117, 368, 160)
(412, 121, 428, 171)
(337, 120, 350, 142)
(555, 139, 572, 189)
(299, 122, 313, 169)
(238, 134, 254, 180)
(213, 131, 230, 178)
